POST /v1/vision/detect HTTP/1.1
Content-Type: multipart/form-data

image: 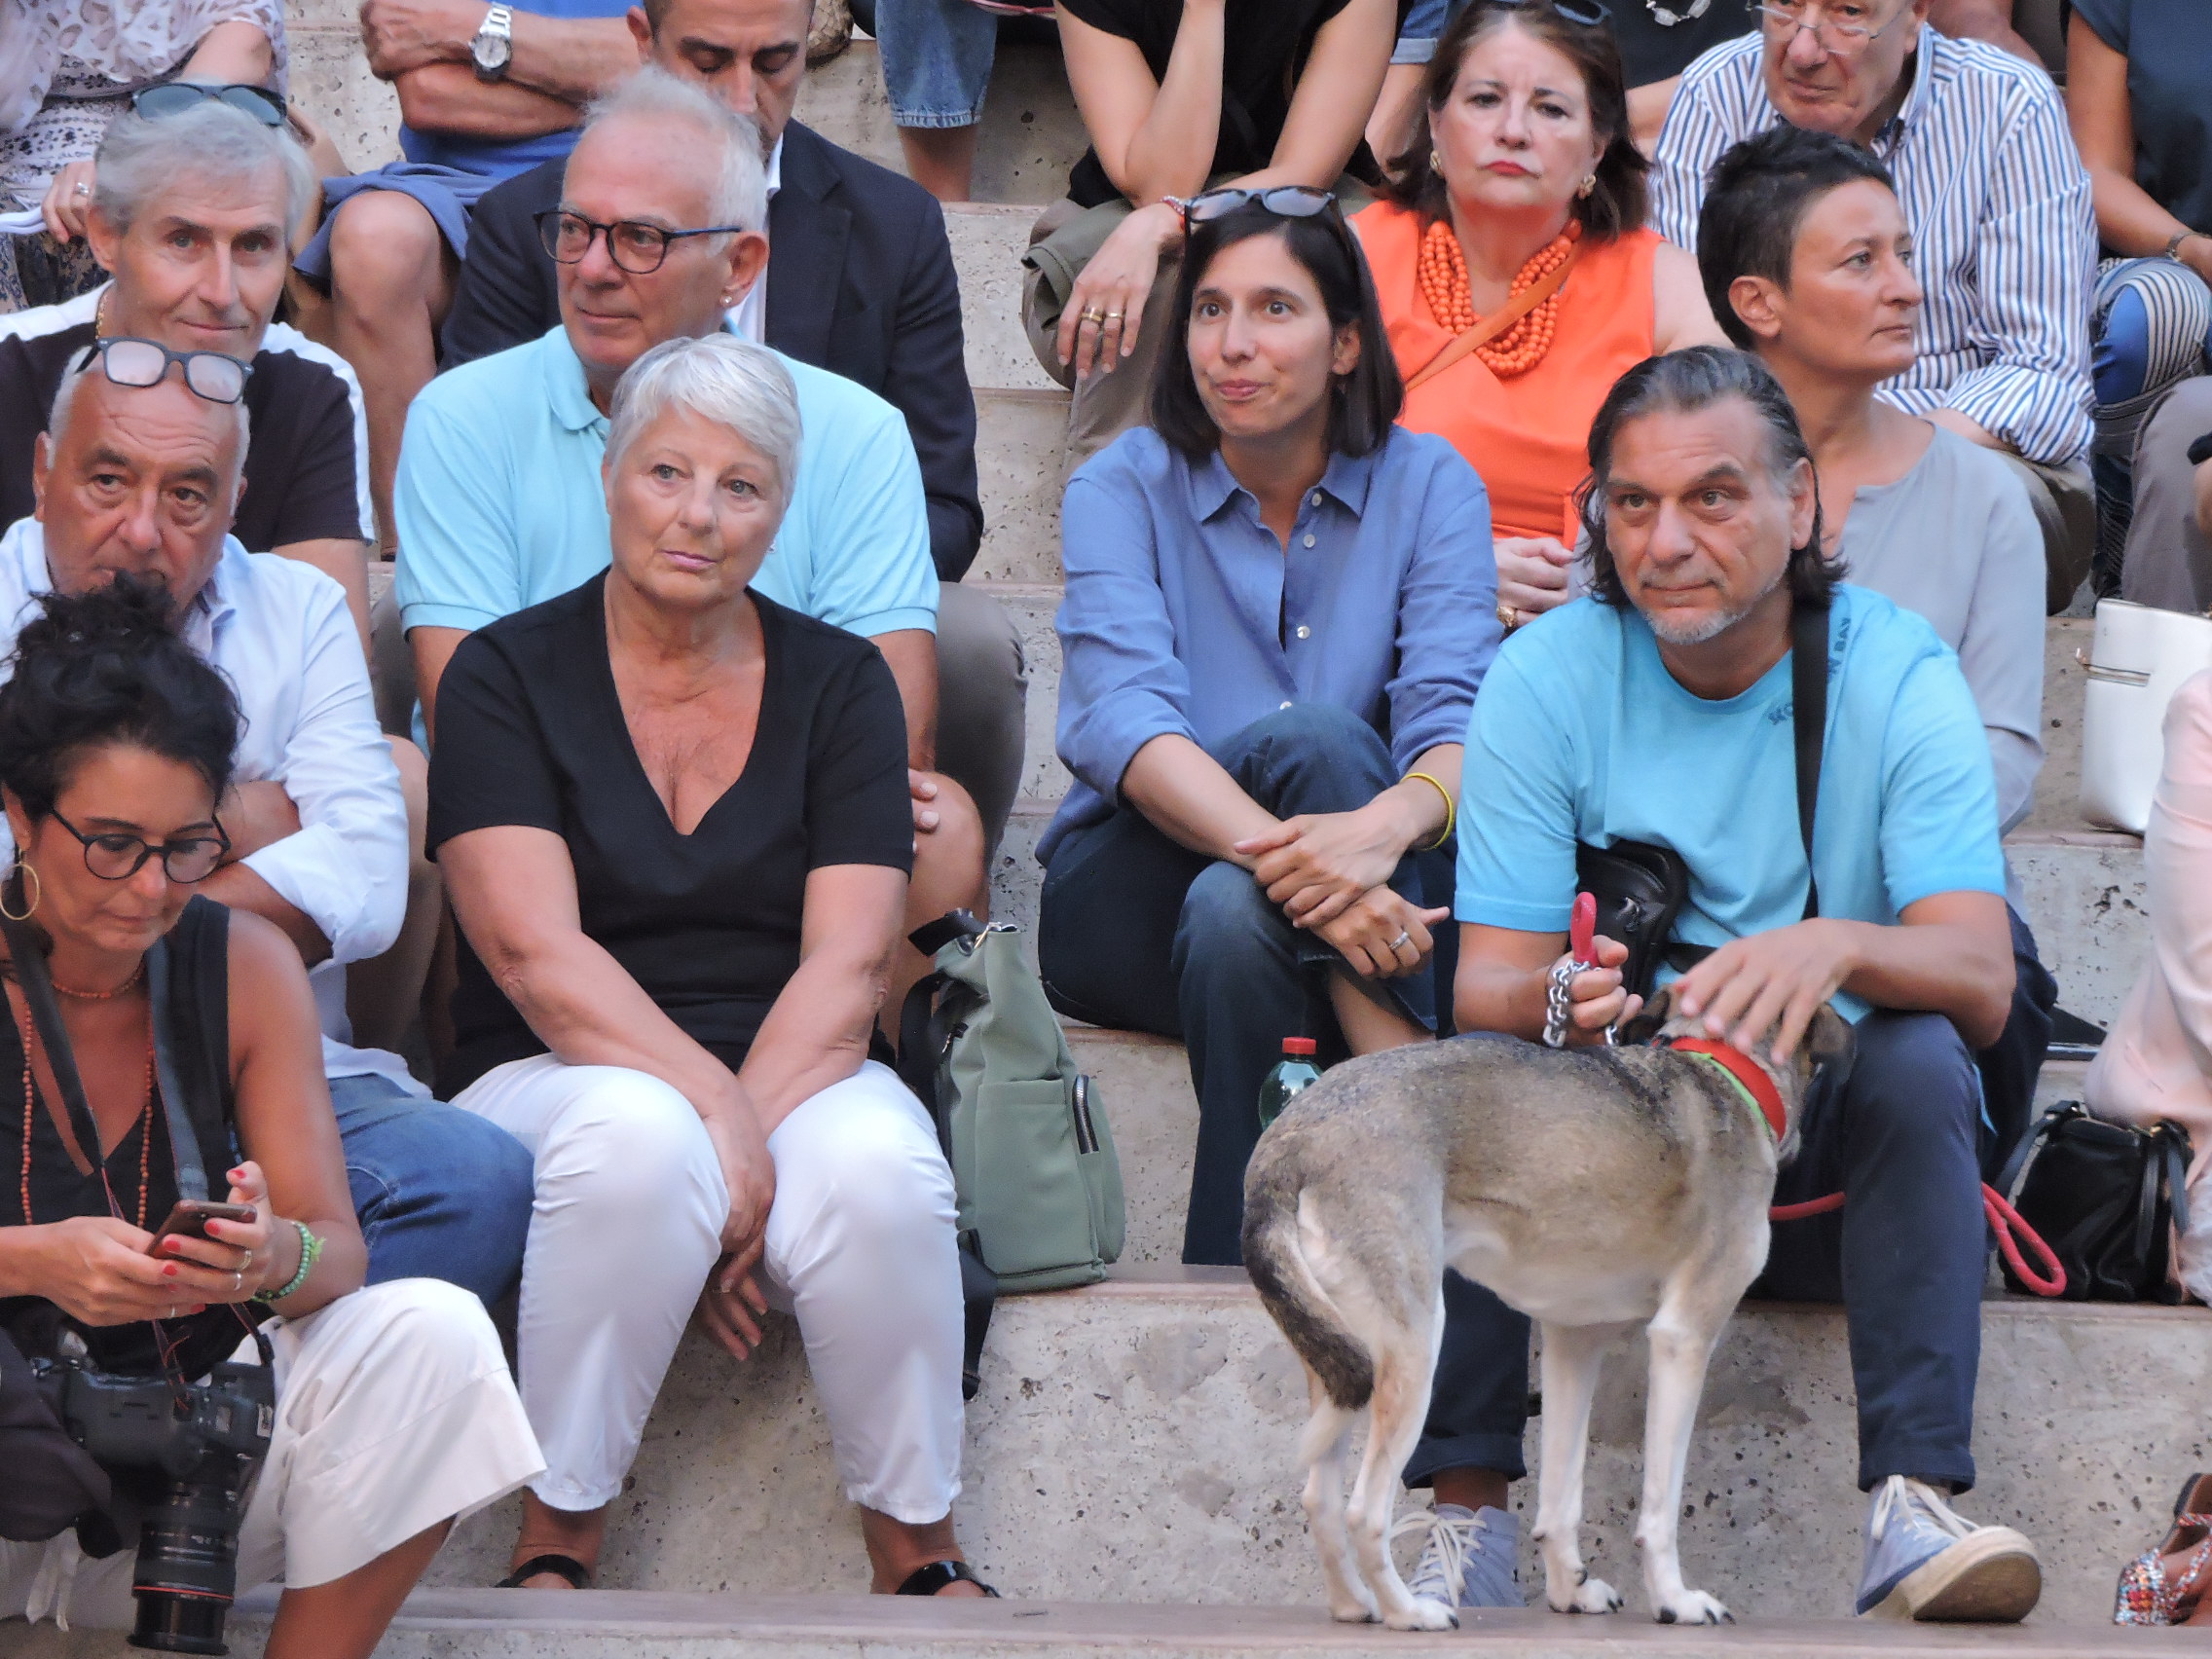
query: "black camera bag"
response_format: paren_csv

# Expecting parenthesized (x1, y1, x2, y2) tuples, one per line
(1997, 1103, 2193, 1302)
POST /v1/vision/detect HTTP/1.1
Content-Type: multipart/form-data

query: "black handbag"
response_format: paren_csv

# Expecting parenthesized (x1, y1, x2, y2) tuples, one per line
(1997, 1103, 2192, 1302)
(1577, 599, 1828, 999)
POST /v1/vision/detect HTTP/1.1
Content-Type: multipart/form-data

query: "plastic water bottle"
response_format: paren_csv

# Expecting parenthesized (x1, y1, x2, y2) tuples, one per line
(1258, 1037, 1323, 1129)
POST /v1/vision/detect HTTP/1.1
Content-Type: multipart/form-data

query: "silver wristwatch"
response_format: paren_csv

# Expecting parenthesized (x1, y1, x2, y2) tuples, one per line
(471, 4, 514, 80)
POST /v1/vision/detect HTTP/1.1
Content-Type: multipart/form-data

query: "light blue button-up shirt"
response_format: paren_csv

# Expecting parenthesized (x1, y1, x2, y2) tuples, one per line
(394, 324, 938, 641)
(1043, 424, 1501, 865)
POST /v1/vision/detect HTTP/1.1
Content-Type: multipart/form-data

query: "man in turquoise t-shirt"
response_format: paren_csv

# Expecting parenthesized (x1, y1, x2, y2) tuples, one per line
(1395, 350, 2046, 1627)
(393, 67, 981, 1020)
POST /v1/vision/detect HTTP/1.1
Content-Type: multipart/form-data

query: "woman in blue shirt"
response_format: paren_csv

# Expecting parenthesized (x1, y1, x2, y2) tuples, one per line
(1038, 189, 1501, 1266)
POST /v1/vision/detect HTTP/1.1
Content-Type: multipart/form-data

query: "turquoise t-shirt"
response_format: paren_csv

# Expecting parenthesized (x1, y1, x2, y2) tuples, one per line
(393, 326, 937, 641)
(1454, 585, 2005, 1020)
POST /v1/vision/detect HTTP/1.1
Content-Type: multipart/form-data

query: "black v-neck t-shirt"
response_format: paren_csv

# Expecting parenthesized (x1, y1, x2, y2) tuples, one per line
(426, 576, 913, 1096)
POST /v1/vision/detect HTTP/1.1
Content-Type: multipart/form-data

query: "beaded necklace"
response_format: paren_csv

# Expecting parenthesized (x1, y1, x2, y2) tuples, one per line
(14, 966, 155, 1230)
(1416, 218, 1582, 379)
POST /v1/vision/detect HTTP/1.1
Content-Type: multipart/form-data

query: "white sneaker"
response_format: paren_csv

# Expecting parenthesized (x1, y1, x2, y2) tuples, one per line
(1856, 1476, 2041, 1621)
(1391, 1502, 1523, 1608)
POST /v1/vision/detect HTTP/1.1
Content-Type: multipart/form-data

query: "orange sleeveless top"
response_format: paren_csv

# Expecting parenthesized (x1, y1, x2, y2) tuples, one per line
(1351, 202, 1660, 543)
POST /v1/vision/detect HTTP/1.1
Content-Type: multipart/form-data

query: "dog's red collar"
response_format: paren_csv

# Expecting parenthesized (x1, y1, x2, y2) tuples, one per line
(1664, 1038, 1788, 1143)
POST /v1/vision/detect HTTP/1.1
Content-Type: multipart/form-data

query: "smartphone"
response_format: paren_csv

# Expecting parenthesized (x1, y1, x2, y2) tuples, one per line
(144, 1199, 255, 1257)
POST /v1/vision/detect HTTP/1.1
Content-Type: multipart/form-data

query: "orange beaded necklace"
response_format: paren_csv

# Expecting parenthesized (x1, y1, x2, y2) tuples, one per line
(1416, 218, 1582, 379)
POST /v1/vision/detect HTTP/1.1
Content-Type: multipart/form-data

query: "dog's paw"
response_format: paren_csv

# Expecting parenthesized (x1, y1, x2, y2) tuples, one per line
(1383, 1597, 1459, 1633)
(1551, 1575, 1623, 1615)
(1653, 1590, 1732, 1626)
(1327, 1591, 1382, 1625)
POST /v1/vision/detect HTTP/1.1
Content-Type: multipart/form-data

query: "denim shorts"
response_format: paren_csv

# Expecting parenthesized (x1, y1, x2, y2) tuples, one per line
(878, 0, 999, 127)
(1393, 0, 1469, 63)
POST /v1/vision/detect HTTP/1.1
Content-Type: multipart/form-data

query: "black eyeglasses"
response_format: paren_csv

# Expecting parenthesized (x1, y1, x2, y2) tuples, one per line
(48, 811, 229, 885)
(1170, 186, 1341, 228)
(535, 209, 747, 276)
(76, 338, 252, 406)
(1485, 0, 1611, 23)
(129, 83, 286, 127)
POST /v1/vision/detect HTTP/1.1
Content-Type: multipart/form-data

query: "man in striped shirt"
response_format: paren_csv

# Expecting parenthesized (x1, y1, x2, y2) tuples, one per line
(1651, 0, 2095, 612)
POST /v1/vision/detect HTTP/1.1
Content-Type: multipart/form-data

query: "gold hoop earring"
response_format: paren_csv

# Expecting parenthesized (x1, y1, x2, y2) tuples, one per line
(1578, 173, 1597, 199)
(0, 860, 41, 922)
(1429, 149, 1444, 172)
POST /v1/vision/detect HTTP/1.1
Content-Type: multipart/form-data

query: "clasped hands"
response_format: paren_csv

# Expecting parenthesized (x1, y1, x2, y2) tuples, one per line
(1233, 803, 1445, 981)
(696, 1090, 777, 1364)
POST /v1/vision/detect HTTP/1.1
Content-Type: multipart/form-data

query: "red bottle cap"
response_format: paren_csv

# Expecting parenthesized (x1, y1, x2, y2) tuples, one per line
(1281, 1037, 1318, 1055)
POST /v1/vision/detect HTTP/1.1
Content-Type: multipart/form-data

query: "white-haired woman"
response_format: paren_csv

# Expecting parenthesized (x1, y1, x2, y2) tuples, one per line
(427, 333, 986, 1600)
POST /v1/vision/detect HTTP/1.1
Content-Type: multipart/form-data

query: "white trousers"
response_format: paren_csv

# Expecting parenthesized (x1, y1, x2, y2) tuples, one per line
(456, 1054, 966, 1523)
(0, 1278, 543, 1629)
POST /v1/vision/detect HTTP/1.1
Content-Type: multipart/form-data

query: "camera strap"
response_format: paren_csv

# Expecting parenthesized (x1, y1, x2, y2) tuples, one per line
(0, 914, 209, 1203)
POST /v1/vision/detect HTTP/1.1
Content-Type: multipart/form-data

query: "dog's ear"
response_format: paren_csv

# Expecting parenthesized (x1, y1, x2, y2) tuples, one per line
(1615, 983, 1674, 1047)
(1801, 1003, 1855, 1086)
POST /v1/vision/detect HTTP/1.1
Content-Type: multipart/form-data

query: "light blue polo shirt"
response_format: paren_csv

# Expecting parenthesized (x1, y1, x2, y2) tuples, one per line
(1455, 584, 2005, 1021)
(393, 326, 937, 641)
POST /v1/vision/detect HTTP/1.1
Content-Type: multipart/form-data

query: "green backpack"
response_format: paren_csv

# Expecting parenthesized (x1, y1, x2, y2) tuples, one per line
(898, 911, 1125, 1394)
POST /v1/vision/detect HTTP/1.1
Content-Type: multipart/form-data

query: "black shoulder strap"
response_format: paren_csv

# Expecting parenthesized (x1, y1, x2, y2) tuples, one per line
(1790, 600, 1829, 921)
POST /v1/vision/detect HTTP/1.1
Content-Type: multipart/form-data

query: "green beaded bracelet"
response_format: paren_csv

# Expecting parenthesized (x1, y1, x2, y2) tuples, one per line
(253, 1220, 320, 1304)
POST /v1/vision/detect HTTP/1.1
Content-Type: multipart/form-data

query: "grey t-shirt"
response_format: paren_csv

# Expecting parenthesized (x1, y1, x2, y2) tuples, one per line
(1833, 424, 2046, 835)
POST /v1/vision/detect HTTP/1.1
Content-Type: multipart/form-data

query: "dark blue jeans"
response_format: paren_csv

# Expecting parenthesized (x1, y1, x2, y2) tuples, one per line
(328, 1073, 535, 1306)
(1037, 705, 1454, 1267)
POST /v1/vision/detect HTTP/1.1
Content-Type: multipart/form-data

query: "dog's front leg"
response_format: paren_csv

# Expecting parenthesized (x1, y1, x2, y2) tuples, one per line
(1635, 1286, 1739, 1626)
(1532, 1321, 1626, 1615)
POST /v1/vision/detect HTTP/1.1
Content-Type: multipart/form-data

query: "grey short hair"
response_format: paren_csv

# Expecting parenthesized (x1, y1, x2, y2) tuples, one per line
(94, 100, 316, 239)
(576, 65, 768, 232)
(607, 334, 801, 505)
(47, 354, 251, 469)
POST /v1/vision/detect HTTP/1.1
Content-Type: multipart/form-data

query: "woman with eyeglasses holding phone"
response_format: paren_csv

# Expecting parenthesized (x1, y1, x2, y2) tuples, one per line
(0, 578, 540, 1657)
(0, 2, 284, 312)
(1351, 0, 1722, 633)
(1038, 191, 1501, 1268)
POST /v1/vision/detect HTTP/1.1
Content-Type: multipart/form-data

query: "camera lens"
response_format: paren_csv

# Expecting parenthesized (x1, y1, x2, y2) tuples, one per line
(129, 1458, 248, 1656)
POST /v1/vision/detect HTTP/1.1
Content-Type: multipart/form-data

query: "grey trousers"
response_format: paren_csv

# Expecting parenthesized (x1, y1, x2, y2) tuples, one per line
(1992, 450, 2097, 614)
(936, 579, 1028, 860)
(2120, 374, 2212, 614)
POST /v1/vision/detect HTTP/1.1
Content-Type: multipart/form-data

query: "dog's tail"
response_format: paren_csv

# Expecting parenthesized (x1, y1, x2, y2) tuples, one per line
(1242, 1161, 1374, 1412)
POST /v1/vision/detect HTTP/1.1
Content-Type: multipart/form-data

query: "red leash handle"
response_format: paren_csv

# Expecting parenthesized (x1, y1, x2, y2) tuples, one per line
(1766, 1184, 2068, 1298)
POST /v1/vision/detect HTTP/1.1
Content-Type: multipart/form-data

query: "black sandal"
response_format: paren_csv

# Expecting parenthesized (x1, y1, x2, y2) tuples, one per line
(496, 1553, 594, 1590)
(895, 1559, 999, 1598)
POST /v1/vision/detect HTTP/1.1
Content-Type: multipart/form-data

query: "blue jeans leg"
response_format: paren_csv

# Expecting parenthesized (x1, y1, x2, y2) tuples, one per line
(1755, 1011, 1985, 1493)
(329, 1073, 535, 1306)
(878, 0, 998, 127)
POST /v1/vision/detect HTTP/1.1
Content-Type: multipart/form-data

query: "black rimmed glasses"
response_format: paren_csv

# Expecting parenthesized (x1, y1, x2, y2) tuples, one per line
(48, 811, 229, 885)
(1754, 0, 1907, 49)
(535, 209, 747, 276)
(129, 83, 286, 127)
(77, 338, 253, 405)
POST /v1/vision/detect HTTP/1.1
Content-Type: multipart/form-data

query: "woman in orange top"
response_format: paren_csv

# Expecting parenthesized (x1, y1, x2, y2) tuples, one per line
(1351, 0, 1720, 628)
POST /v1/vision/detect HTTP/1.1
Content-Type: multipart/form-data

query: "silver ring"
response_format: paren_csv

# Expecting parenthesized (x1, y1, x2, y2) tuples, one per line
(233, 1271, 244, 1293)
(72, 182, 90, 196)
(1390, 930, 1412, 951)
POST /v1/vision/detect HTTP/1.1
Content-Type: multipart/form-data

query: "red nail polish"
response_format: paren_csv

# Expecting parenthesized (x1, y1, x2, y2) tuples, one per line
(163, 1263, 177, 1277)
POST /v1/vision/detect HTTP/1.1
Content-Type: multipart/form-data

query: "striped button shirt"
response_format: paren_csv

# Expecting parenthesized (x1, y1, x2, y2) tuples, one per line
(1652, 25, 2094, 465)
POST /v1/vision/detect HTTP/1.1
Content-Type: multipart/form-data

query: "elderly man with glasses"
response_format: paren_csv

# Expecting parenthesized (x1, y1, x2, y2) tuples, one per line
(0, 345, 536, 1311)
(1649, 0, 2096, 612)
(394, 64, 989, 1032)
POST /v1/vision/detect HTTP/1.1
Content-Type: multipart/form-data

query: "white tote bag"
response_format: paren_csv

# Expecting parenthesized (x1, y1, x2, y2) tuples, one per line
(2080, 599, 2212, 834)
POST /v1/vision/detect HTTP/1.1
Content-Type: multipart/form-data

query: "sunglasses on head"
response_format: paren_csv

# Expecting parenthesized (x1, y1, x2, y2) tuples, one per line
(76, 338, 253, 406)
(1169, 186, 1341, 229)
(129, 82, 286, 127)
(1485, 0, 1612, 23)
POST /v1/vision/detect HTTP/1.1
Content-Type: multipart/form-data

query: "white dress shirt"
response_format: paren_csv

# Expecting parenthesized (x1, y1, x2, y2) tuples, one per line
(0, 517, 424, 1094)
(726, 133, 785, 345)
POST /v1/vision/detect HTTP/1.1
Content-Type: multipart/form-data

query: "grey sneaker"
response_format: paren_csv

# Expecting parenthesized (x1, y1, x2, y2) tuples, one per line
(1391, 1502, 1523, 1609)
(1856, 1476, 2041, 1621)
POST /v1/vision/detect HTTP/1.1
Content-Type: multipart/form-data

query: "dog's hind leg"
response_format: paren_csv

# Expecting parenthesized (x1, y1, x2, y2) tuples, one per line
(1299, 1368, 1377, 1624)
(1635, 1271, 1751, 1626)
(1345, 1292, 1456, 1632)
(1533, 1320, 1629, 1615)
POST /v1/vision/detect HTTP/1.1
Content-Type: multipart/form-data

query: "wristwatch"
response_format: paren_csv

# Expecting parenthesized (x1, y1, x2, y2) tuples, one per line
(471, 4, 514, 80)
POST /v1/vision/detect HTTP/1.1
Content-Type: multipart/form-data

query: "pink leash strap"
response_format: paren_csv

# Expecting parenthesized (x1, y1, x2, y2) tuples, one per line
(1767, 1183, 2067, 1298)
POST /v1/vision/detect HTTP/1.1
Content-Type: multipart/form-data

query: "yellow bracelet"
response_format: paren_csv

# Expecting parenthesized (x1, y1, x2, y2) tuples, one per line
(1404, 771, 1456, 852)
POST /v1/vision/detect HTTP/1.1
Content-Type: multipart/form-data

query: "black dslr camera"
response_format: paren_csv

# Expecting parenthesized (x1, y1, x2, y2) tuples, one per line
(33, 1333, 275, 1656)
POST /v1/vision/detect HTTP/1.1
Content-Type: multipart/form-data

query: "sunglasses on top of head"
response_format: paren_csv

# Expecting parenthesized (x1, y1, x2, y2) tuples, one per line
(75, 338, 252, 406)
(1168, 186, 1344, 233)
(129, 82, 287, 127)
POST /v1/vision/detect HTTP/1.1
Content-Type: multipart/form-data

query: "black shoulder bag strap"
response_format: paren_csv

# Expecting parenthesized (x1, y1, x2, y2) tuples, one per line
(0, 913, 208, 1204)
(1790, 599, 1829, 922)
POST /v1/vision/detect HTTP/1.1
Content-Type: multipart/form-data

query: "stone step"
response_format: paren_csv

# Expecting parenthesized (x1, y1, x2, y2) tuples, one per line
(973, 389, 1071, 584)
(355, 1265, 2205, 1630)
(948, 203, 1061, 394)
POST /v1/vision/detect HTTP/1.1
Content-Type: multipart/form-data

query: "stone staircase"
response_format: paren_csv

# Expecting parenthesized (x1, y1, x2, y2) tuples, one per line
(21, 20, 2181, 1657)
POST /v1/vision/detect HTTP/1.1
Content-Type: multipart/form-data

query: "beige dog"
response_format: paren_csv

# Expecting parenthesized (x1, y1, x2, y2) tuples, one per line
(1242, 990, 1852, 1630)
